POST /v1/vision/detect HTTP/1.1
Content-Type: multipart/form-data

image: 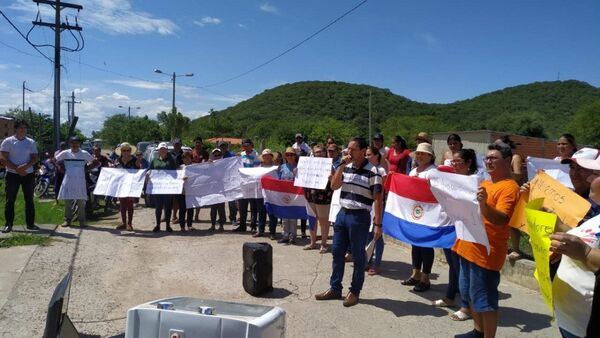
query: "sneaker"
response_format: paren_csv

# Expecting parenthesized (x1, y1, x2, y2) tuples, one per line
(26, 224, 40, 230)
(152, 225, 160, 232)
(166, 225, 173, 232)
(1, 226, 12, 233)
(278, 238, 289, 244)
(60, 222, 71, 227)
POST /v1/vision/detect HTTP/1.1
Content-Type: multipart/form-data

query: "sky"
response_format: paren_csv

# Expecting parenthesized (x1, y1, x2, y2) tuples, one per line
(1, 0, 600, 136)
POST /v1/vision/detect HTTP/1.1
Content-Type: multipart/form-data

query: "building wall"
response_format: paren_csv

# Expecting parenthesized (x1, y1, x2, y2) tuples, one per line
(432, 130, 559, 161)
(0, 116, 14, 140)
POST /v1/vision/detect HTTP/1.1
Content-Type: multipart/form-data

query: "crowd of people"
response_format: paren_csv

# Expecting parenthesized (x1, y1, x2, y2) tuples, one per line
(1, 119, 599, 338)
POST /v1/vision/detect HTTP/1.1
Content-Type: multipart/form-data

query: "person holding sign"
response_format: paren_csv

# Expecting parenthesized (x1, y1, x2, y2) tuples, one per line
(554, 133, 578, 161)
(452, 142, 520, 338)
(303, 144, 334, 252)
(315, 137, 383, 307)
(234, 138, 261, 232)
(114, 143, 141, 231)
(551, 176, 600, 338)
(0, 120, 39, 233)
(150, 142, 178, 233)
(56, 136, 96, 228)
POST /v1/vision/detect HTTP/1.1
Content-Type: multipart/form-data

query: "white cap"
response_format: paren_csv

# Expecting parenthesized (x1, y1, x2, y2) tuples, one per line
(561, 147, 599, 166)
(157, 142, 168, 150)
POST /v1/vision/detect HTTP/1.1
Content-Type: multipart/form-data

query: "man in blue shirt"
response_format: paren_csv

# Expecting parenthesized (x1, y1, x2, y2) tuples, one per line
(234, 138, 261, 232)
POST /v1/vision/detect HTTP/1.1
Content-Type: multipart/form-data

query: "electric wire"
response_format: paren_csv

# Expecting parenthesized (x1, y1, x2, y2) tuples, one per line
(0, 9, 54, 64)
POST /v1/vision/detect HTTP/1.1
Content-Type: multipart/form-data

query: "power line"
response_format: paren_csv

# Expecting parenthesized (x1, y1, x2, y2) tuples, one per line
(200, 0, 369, 88)
(0, 9, 54, 64)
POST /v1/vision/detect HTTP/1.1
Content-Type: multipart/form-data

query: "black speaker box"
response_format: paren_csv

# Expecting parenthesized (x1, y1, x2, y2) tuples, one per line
(243, 242, 273, 296)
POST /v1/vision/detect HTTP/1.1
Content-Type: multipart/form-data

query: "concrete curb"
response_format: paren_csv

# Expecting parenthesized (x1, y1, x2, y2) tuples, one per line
(384, 235, 538, 291)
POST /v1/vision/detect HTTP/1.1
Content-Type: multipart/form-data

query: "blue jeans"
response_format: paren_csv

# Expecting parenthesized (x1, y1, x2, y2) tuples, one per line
(559, 327, 582, 338)
(459, 256, 500, 312)
(367, 230, 385, 267)
(444, 249, 468, 307)
(330, 208, 370, 295)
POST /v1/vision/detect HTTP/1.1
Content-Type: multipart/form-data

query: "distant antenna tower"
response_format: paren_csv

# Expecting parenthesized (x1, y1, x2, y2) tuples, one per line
(557, 72, 561, 81)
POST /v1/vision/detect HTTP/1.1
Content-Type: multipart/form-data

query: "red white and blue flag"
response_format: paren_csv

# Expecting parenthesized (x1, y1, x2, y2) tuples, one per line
(383, 172, 456, 248)
(261, 176, 316, 229)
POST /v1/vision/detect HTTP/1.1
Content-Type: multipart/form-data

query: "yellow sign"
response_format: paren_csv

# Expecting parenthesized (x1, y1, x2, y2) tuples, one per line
(526, 205, 556, 316)
(509, 171, 590, 231)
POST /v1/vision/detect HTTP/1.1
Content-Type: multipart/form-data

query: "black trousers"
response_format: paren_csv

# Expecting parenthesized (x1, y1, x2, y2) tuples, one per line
(4, 172, 35, 227)
(210, 203, 226, 226)
(411, 245, 434, 274)
(239, 198, 258, 229)
(177, 194, 193, 228)
(153, 194, 173, 227)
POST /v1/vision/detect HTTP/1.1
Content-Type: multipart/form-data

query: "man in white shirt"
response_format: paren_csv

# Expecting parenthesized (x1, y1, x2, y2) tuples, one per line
(292, 133, 311, 156)
(0, 120, 39, 233)
(55, 136, 96, 227)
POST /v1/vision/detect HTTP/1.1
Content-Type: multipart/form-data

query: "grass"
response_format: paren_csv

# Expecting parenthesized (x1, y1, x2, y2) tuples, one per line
(0, 179, 65, 225)
(0, 233, 50, 248)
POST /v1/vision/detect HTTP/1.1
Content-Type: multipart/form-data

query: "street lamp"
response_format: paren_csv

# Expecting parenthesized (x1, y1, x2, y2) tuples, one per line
(118, 105, 140, 142)
(153, 68, 194, 113)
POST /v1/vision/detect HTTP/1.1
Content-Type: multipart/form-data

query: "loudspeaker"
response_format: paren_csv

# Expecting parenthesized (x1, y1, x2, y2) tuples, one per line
(243, 242, 273, 296)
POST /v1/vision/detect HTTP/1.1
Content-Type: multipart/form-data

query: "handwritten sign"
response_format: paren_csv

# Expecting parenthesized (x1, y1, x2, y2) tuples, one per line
(508, 194, 542, 232)
(58, 159, 88, 200)
(184, 157, 243, 207)
(146, 170, 184, 195)
(93, 168, 147, 198)
(294, 157, 333, 190)
(428, 170, 490, 254)
(239, 166, 278, 199)
(526, 156, 573, 189)
(525, 201, 556, 315)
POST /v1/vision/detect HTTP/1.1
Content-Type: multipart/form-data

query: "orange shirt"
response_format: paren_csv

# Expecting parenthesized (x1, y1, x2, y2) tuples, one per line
(453, 179, 520, 271)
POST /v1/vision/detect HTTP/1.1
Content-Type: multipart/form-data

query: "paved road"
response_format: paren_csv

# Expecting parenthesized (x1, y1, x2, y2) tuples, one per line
(0, 206, 558, 338)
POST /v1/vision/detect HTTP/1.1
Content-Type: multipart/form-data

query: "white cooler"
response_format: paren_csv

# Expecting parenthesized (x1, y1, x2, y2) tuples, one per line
(124, 297, 285, 338)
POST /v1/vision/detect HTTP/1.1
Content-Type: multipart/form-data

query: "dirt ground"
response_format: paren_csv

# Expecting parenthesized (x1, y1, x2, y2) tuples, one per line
(0, 204, 559, 338)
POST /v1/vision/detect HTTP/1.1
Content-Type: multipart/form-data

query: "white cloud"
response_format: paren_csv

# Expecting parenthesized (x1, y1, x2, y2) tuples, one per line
(237, 23, 247, 29)
(194, 16, 222, 27)
(260, 2, 278, 14)
(95, 92, 130, 100)
(106, 79, 170, 90)
(0, 63, 22, 70)
(416, 32, 440, 49)
(10, 0, 177, 35)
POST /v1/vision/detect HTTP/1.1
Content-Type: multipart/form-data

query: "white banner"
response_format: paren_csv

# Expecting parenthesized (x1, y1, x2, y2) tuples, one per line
(427, 170, 490, 254)
(58, 159, 87, 200)
(294, 157, 333, 190)
(184, 157, 243, 207)
(93, 168, 147, 198)
(526, 156, 573, 189)
(146, 170, 184, 195)
(239, 166, 278, 199)
(329, 188, 342, 223)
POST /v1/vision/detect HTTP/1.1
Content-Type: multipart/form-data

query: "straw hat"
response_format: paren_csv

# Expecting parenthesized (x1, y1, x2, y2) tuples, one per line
(285, 147, 296, 154)
(115, 142, 137, 156)
(415, 142, 434, 156)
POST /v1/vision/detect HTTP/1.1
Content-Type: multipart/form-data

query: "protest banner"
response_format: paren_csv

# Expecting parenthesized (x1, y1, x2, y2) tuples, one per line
(526, 156, 573, 189)
(525, 200, 556, 315)
(93, 168, 147, 198)
(294, 156, 333, 190)
(146, 170, 184, 195)
(239, 166, 278, 199)
(510, 171, 590, 230)
(261, 176, 315, 222)
(328, 188, 342, 223)
(428, 170, 490, 254)
(58, 159, 87, 200)
(184, 157, 243, 207)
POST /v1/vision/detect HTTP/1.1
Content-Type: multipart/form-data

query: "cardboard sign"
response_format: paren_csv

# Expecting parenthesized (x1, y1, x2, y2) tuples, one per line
(93, 168, 147, 198)
(294, 157, 333, 190)
(146, 170, 184, 195)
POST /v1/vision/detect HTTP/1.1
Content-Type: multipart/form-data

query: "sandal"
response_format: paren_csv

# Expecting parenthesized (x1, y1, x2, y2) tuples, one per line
(432, 299, 453, 307)
(508, 251, 522, 261)
(116, 224, 126, 230)
(450, 310, 472, 321)
(401, 277, 419, 286)
(367, 267, 381, 276)
(319, 246, 328, 254)
(303, 244, 319, 250)
(413, 282, 431, 292)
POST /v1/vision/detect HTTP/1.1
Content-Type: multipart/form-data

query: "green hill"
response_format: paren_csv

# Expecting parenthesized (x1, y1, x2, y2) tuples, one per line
(186, 80, 600, 148)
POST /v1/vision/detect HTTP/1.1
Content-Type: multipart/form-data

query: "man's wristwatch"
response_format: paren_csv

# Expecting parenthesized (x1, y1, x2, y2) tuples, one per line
(373, 223, 382, 228)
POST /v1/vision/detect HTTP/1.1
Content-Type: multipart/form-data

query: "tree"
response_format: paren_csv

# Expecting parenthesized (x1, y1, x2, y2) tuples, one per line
(568, 101, 600, 148)
(157, 107, 190, 140)
(97, 114, 163, 147)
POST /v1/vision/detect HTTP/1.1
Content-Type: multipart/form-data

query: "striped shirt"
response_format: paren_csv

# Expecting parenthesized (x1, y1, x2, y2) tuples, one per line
(339, 159, 383, 211)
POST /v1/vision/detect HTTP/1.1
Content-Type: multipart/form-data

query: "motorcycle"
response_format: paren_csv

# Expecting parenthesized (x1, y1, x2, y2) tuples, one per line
(34, 160, 55, 198)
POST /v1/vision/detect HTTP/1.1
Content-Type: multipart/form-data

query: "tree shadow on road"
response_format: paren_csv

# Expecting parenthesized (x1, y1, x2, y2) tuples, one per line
(361, 298, 448, 317)
(377, 260, 439, 281)
(498, 306, 553, 333)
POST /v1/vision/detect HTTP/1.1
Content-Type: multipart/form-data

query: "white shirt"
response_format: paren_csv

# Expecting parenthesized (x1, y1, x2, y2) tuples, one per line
(56, 149, 94, 162)
(0, 135, 38, 174)
(292, 142, 311, 156)
(409, 164, 437, 179)
(553, 214, 600, 337)
(378, 146, 389, 159)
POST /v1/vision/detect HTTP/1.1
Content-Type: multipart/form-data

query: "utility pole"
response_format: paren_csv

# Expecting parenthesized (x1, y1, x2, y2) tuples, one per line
(64, 91, 80, 126)
(118, 105, 140, 142)
(154, 69, 193, 113)
(32, 0, 83, 151)
(22, 81, 32, 114)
